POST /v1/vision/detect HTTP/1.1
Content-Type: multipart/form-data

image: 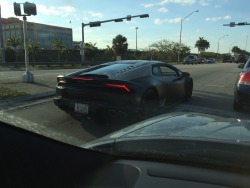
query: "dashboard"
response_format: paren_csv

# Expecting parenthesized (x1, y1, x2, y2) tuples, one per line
(0, 120, 250, 188)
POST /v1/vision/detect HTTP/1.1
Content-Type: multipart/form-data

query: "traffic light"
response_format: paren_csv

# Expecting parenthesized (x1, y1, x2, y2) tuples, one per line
(114, 19, 123, 22)
(24, 2, 37, 16)
(13, 2, 21, 16)
(140, 14, 149, 18)
(89, 22, 101, 27)
(238, 22, 247, 26)
(230, 22, 235, 27)
(127, 15, 131, 21)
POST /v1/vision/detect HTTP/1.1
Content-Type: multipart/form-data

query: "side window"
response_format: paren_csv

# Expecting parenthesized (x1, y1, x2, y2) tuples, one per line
(160, 66, 178, 77)
(152, 66, 161, 76)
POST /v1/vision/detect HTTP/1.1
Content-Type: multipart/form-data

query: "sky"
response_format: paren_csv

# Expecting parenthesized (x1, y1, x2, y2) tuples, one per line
(1, 0, 250, 53)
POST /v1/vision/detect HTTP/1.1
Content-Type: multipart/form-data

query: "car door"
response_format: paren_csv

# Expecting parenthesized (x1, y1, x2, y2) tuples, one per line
(158, 65, 186, 103)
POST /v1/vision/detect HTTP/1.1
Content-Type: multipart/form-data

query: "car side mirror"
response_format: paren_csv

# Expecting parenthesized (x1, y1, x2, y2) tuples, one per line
(238, 63, 245, 69)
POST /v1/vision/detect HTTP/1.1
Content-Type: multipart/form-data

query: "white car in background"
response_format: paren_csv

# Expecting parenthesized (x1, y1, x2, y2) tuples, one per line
(206, 58, 216, 63)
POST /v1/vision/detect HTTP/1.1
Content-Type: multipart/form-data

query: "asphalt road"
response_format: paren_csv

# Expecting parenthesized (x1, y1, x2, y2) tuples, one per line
(1, 63, 249, 146)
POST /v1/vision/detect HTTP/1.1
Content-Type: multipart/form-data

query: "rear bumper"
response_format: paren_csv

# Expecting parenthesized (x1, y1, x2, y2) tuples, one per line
(54, 97, 141, 117)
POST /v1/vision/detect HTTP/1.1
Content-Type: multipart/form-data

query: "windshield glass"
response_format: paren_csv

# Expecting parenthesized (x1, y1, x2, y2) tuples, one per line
(1, 0, 250, 165)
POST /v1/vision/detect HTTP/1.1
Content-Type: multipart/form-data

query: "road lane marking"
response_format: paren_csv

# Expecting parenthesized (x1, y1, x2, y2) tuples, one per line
(195, 84, 225, 88)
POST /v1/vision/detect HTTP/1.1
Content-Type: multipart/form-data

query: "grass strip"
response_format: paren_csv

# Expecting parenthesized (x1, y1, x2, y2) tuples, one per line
(0, 87, 29, 100)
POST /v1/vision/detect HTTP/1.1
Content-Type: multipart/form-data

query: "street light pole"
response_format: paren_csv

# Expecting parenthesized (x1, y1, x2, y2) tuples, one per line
(245, 35, 248, 51)
(178, 10, 199, 63)
(135, 27, 138, 51)
(81, 23, 85, 62)
(135, 27, 138, 58)
(217, 34, 228, 59)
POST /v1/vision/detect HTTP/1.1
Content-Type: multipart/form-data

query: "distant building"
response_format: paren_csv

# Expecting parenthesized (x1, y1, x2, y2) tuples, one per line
(1, 17, 73, 49)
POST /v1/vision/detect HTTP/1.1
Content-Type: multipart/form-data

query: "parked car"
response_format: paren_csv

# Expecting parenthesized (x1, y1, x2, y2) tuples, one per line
(233, 59, 250, 111)
(206, 58, 216, 63)
(223, 54, 233, 63)
(54, 60, 193, 120)
(236, 54, 248, 64)
(183, 55, 199, 64)
(198, 57, 207, 64)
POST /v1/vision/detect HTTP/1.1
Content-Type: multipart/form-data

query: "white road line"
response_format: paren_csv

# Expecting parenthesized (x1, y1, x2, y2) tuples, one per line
(195, 84, 225, 88)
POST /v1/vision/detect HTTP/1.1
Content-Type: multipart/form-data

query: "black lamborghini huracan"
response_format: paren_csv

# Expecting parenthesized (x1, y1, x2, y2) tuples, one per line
(54, 60, 193, 119)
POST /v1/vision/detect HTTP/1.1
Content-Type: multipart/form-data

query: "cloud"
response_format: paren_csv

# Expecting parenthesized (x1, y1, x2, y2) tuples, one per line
(158, 7, 168, 12)
(154, 17, 181, 24)
(205, 15, 231, 22)
(215, 5, 221, 8)
(141, 3, 155, 8)
(88, 11, 104, 18)
(0, 0, 16, 18)
(159, 0, 196, 6)
(199, 0, 210, 6)
(37, 4, 76, 17)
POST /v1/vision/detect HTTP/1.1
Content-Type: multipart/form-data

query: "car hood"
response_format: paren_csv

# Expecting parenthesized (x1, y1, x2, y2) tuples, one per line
(83, 112, 250, 148)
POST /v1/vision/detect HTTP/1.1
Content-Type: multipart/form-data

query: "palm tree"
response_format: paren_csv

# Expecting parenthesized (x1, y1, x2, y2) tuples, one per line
(6, 36, 21, 62)
(112, 34, 128, 60)
(61, 45, 71, 62)
(28, 40, 40, 62)
(195, 37, 210, 55)
(85, 42, 98, 61)
(51, 38, 63, 62)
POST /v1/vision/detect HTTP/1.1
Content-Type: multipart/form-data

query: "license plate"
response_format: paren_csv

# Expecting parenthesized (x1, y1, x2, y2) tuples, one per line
(74, 103, 89, 114)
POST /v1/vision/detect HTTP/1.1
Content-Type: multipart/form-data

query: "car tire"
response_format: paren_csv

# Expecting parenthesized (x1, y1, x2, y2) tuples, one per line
(140, 90, 158, 119)
(233, 100, 243, 111)
(185, 79, 193, 101)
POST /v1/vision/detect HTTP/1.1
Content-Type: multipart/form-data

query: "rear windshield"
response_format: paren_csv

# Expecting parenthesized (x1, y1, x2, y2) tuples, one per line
(81, 63, 137, 75)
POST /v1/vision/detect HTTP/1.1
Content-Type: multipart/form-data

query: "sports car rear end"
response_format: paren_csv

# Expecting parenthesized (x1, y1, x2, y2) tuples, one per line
(54, 62, 145, 118)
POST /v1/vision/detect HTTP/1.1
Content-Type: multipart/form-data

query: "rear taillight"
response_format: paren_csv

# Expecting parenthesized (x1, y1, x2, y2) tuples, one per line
(57, 75, 66, 83)
(106, 84, 131, 92)
(238, 72, 250, 85)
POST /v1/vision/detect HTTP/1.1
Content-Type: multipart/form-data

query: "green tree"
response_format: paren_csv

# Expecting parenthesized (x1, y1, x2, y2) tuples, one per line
(112, 34, 128, 60)
(6, 36, 21, 62)
(149, 39, 191, 61)
(85, 42, 98, 61)
(5, 47, 16, 62)
(104, 45, 115, 60)
(61, 45, 71, 62)
(28, 40, 40, 62)
(51, 38, 63, 62)
(195, 37, 210, 55)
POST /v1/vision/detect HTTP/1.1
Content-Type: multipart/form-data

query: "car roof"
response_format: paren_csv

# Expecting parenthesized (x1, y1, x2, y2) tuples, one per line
(106, 60, 166, 66)
(75, 60, 170, 78)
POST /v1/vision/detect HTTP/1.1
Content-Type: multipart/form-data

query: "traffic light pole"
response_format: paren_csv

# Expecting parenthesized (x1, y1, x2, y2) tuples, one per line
(22, 16, 34, 82)
(81, 14, 149, 63)
(13, 2, 36, 82)
(223, 22, 250, 27)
